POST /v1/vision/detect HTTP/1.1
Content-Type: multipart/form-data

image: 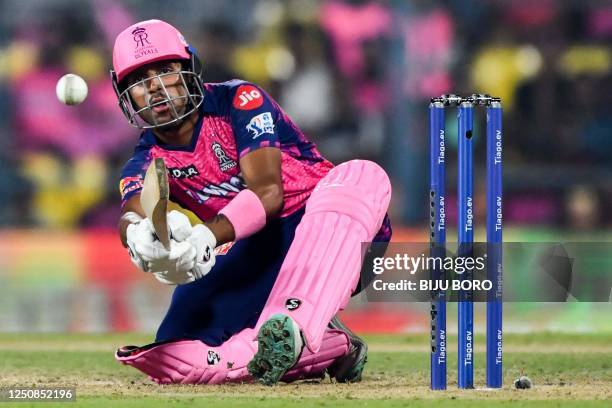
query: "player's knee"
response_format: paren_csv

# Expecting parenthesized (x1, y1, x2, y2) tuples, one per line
(321, 160, 390, 192)
(307, 160, 391, 233)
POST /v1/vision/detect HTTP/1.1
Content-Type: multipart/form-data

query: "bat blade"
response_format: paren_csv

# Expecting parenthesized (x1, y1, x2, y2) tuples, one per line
(140, 158, 171, 250)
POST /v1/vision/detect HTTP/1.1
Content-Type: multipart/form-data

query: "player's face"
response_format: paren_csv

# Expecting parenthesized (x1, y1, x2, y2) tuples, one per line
(127, 61, 189, 127)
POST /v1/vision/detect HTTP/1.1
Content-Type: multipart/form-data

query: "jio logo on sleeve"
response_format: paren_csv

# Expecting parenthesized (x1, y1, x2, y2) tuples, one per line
(232, 85, 264, 110)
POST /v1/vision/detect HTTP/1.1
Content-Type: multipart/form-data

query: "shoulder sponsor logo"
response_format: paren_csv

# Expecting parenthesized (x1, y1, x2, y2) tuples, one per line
(232, 85, 263, 110)
(168, 164, 200, 179)
(122, 184, 142, 199)
(119, 176, 143, 199)
(211, 142, 237, 172)
(246, 112, 274, 139)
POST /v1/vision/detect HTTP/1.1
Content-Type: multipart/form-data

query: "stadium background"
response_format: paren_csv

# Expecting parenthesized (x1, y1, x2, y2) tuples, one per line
(0, 0, 610, 334)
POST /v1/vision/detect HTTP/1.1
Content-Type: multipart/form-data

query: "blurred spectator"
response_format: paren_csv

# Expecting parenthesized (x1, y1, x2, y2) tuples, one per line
(566, 185, 601, 231)
(5, 2, 132, 228)
(197, 21, 240, 83)
(279, 22, 334, 138)
(11, 4, 131, 158)
(320, 0, 392, 113)
(398, 0, 454, 100)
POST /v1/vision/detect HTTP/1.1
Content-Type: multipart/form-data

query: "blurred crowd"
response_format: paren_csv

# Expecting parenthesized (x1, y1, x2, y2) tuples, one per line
(0, 0, 610, 229)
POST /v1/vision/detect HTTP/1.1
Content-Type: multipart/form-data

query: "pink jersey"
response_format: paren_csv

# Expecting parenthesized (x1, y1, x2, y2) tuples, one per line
(119, 80, 333, 220)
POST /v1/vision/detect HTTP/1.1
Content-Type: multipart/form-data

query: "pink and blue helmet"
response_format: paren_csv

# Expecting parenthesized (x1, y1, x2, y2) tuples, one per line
(110, 19, 204, 129)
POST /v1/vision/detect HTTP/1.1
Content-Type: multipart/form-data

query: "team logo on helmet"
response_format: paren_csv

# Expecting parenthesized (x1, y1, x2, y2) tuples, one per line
(131, 27, 158, 59)
(132, 27, 151, 48)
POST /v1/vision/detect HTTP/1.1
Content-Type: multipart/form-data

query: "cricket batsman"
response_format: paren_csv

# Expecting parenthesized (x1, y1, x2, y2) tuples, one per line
(113, 19, 392, 385)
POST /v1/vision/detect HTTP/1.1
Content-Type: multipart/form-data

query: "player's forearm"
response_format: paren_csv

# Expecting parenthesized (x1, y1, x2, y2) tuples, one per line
(205, 185, 284, 246)
(118, 211, 143, 247)
(118, 195, 146, 247)
(251, 183, 284, 219)
(203, 214, 235, 246)
(238, 147, 284, 218)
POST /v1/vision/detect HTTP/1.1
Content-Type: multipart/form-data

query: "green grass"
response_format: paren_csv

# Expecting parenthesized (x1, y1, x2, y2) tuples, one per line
(1, 332, 610, 407)
(9, 397, 611, 408)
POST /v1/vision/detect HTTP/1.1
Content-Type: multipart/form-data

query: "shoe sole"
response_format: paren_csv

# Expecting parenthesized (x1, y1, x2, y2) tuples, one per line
(340, 340, 368, 382)
(247, 314, 303, 385)
(328, 316, 368, 382)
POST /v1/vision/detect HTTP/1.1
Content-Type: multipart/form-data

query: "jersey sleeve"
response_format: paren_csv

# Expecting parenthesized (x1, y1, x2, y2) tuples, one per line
(119, 145, 152, 208)
(229, 82, 282, 158)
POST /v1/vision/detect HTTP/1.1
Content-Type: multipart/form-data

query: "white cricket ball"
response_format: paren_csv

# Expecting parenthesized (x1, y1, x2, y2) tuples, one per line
(56, 73, 88, 105)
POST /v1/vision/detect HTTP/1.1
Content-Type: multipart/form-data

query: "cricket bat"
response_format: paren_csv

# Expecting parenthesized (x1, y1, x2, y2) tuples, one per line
(140, 158, 171, 250)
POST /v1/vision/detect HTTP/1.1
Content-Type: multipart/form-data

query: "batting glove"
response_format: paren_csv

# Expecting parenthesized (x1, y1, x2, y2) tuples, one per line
(167, 210, 192, 242)
(126, 217, 197, 279)
(151, 224, 218, 285)
(126, 219, 157, 272)
(185, 224, 217, 280)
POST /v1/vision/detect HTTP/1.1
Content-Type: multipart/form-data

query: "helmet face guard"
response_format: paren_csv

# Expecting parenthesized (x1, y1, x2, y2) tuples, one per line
(110, 19, 205, 129)
(110, 56, 204, 129)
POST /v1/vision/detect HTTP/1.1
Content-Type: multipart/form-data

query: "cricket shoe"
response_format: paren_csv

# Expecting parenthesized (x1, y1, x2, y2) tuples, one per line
(115, 339, 174, 358)
(247, 313, 304, 385)
(326, 315, 368, 383)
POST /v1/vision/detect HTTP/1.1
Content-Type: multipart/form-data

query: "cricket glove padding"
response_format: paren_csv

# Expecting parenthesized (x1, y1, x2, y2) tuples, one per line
(144, 239, 196, 274)
(126, 220, 196, 284)
(167, 210, 193, 242)
(185, 224, 217, 281)
(187, 224, 217, 265)
(149, 240, 200, 285)
(126, 219, 158, 272)
(154, 224, 217, 285)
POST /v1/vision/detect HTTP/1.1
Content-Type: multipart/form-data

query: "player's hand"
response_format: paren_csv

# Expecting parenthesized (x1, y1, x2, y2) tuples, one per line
(183, 224, 218, 281)
(188, 259, 216, 281)
(144, 239, 196, 276)
(153, 252, 197, 285)
(167, 210, 192, 242)
(152, 224, 217, 285)
(150, 238, 213, 285)
(126, 219, 157, 272)
(126, 219, 196, 276)
(187, 224, 217, 264)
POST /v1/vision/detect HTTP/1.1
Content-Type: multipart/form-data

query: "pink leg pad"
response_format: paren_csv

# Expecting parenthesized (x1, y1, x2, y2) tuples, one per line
(115, 328, 258, 385)
(258, 160, 391, 352)
(116, 328, 349, 384)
